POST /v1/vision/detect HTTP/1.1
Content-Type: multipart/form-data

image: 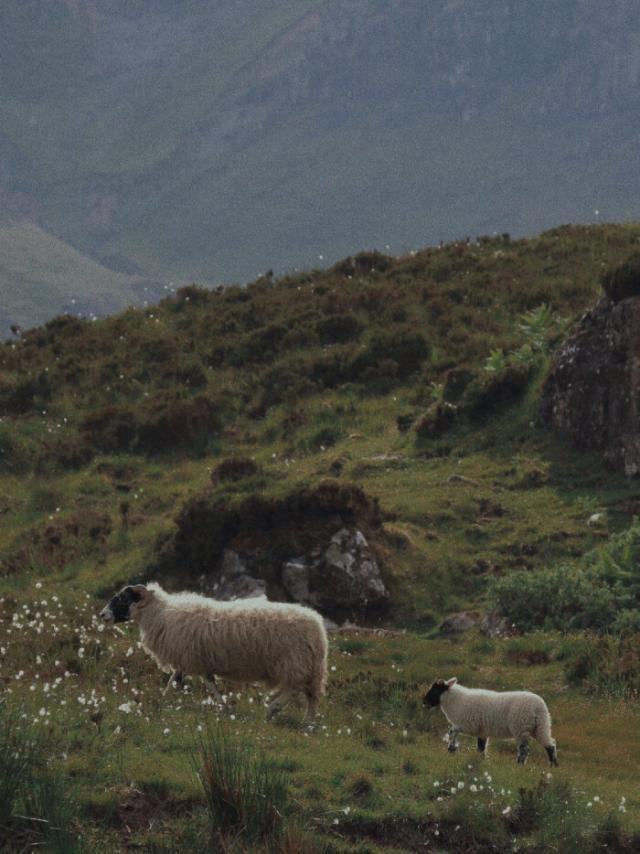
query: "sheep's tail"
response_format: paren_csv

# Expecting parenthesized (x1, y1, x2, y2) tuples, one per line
(302, 626, 328, 716)
(534, 702, 555, 747)
(534, 700, 558, 765)
(312, 631, 329, 698)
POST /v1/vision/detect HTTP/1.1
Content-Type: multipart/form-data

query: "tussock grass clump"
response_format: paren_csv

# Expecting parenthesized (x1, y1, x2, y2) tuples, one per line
(0, 702, 82, 853)
(196, 724, 289, 849)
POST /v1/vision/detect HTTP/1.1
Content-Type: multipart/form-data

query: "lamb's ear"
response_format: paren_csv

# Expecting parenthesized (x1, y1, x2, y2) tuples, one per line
(445, 677, 458, 688)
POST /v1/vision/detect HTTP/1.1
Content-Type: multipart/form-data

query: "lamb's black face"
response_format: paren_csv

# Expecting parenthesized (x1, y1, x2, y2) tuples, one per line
(100, 586, 142, 624)
(423, 679, 449, 708)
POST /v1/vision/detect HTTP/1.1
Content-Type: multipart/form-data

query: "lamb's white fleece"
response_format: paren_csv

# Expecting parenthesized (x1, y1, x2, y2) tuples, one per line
(440, 682, 555, 745)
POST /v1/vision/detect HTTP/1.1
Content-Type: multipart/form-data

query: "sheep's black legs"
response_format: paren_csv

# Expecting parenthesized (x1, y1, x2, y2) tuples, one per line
(477, 737, 488, 756)
(516, 736, 530, 764)
(447, 726, 461, 753)
(545, 744, 559, 766)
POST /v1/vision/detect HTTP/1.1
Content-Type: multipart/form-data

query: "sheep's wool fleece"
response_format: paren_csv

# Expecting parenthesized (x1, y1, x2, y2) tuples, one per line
(441, 684, 553, 740)
(136, 584, 328, 694)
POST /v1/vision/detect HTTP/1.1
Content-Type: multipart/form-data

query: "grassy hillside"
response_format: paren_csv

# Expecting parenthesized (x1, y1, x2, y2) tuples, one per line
(0, 222, 165, 338)
(1, 224, 640, 851)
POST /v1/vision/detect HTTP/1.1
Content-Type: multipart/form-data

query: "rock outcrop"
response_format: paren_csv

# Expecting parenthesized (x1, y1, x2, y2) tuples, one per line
(282, 528, 389, 619)
(198, 528, 389, 620)
(198, 528, 389, 621)
(201, 549, 267, 601)
(540, 296, 640, 476)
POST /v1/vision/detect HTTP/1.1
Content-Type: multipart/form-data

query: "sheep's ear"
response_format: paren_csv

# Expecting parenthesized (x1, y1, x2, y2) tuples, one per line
(129, 584, 152, 606)
(445, 677, 458, 688)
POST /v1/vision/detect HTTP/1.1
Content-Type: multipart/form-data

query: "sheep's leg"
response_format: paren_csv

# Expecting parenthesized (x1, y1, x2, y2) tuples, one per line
(303, 689, 320, 722)
(447, 725, 461, 753)
(516, 735, 530, 764)
(162, 670, 183, 696)
(203, 675, 227, 707)
(266, 688, 294, 720)
(477, 737, 488, 757)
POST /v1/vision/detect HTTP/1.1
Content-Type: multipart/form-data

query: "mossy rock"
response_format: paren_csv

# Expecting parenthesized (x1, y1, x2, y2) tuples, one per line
(601, 253, 640, 303)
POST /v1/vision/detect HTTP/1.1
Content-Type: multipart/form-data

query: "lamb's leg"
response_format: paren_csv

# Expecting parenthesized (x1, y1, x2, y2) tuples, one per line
(162, 670, 183, 696)
(447, 725, 461, 753)
(477, 737, 488, 757)
(516, 735, 530, 764)
(266, 689, 294, 720)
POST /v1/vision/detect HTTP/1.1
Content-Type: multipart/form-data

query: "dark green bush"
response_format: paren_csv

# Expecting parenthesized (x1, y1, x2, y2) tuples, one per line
(491, 520, 640, 634)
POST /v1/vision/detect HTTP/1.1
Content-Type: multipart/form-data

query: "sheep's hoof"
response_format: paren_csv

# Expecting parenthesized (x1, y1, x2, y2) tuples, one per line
(447, 743, 459, 753)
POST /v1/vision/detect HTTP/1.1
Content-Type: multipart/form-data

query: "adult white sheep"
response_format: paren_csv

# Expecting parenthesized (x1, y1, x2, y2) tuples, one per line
(423, 677, 558, 765)
(99, 583, 328, 721)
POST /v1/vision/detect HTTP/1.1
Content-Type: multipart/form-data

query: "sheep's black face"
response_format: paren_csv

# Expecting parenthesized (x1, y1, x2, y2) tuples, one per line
(100, 586, 142, 624)
(423, 679, 449, 708)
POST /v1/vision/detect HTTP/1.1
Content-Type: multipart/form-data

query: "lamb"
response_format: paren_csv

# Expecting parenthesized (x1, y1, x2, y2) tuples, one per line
(99, 583, 328, 721)
(423, 677, 558, 765)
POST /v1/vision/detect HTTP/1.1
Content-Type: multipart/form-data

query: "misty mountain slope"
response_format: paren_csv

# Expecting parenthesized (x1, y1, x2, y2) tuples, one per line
(0, 222, 163, 336)
(2, 0, 640, 325)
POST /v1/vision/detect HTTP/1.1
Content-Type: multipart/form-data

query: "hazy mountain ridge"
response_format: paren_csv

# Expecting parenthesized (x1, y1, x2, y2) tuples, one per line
(2, 0, 640, 329)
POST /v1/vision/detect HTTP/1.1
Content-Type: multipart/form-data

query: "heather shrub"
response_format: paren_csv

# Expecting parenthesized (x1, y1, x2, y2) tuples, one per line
(0, 371, 52, 415)
(212, 456, 259, 483)
(414, 402, 458, 438)
(36, 433, 93, 472)
(565, 634, 640, 698)
(0, 421, 35, 472)
(315, 312, 363, 343)
(601, 253, 640, 303)
(460, 362, 533, 417)
(135, 393, 220, 455)
(353, 331, 430, 379)
(80, 404, 138, 453)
